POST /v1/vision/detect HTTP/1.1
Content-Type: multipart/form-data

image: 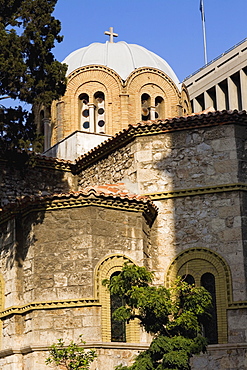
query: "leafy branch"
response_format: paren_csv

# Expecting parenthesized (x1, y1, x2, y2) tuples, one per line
(103, 263, 212, 370)
(45, 336, 97, 370)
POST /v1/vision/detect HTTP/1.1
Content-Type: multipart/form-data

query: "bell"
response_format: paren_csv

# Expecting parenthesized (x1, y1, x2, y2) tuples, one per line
(142, 107, 149, 116)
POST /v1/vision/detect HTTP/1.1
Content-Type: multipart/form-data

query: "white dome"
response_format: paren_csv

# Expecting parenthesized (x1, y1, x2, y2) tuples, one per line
(63, 41, 180, 88)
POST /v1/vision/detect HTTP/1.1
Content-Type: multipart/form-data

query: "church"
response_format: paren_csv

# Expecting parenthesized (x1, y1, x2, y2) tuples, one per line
(0, 28, 247, 369)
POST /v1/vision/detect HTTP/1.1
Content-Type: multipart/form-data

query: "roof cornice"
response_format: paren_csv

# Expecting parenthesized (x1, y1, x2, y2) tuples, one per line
(0, 190, 157, 227)
(74, 110, 247, 173)
(0, 153, 73, 172)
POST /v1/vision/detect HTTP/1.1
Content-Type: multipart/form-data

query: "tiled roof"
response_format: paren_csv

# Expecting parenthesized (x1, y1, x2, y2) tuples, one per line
(74, 110, 247, 173)
(87, 183, 133, 196)
(0, 151, 73, 171)
(30, 153, 73, 171)
(0, 185, 158, 226)
(3, 110, 246, 174)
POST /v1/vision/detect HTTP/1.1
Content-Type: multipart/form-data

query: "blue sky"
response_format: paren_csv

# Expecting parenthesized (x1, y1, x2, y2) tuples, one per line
(53, 0, 247, 82)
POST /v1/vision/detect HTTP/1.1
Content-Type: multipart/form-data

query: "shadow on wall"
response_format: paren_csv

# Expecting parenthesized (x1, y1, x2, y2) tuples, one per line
(0, 207, 46, 271)
(0, 152, 74, 208)
(0, 150, 74, 269)
(145, 125, 238, 346)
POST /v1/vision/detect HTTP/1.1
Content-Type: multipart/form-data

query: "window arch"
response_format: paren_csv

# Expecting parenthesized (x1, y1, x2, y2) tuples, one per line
(141, 93, 151, 121)
(165, 248, 232, 344)
(79, 93, 90, 131)
(182, 274, 195, 285)
(94, 91, 106, 134)
(201, 272, 218, 344)
(155, 96, 165, 119)
(95, 255, 140, 343)
(110, 272, 126, 342)
(182, 271, 218, 344)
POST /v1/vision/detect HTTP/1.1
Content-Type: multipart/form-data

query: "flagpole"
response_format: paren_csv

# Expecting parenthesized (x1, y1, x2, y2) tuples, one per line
(200, 0, 208, 65)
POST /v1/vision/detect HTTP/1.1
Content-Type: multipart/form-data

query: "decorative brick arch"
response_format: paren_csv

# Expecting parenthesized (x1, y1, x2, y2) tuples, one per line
(165, 248, 232, 343)
(74, 81, 108, 134)
(95, 254, 140, 343)
(181, 84, 192, 115)
(51, 66, 124, 141)
(125, 68, 182, 123)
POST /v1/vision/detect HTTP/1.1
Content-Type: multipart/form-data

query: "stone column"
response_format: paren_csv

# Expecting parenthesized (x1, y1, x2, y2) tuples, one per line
(240, 69, 247, 110)
(150, 106, 156, 120)
(193, 97, 203, 113)
(216, 84, 226, 111)
(204, 91, 213, 110)
(88, 103, 95, 133)
(228, 76, 238, 110)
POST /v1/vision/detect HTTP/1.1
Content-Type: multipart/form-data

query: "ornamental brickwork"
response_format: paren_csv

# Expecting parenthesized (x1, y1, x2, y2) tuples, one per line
(50, 66, 191, 147)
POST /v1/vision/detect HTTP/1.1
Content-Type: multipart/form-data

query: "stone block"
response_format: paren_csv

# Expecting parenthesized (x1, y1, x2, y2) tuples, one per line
(54, 273, 68, 287)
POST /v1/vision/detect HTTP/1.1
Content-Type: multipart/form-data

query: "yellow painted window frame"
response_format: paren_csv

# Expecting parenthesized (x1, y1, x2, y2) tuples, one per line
(165, 248, 232, 344)
(95, 254, 140, 343)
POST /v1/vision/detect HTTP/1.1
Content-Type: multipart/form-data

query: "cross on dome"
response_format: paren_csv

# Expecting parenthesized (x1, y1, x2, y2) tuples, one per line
(104, 27, 118, 43)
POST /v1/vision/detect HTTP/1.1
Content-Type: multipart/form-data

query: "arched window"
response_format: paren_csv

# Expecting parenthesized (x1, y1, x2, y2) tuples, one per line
(141, 93, 151, 121)
(94, 91, 105, 134)
(165, 248, 231, 344)
(110, 272, 126, 342)
(201, 273, 218, 344)
(182, 274, 195, 285)
(96, 255, 140, 343)
(182, 272, 218, 344)
(155, 96, 165, 119)
(79, 93, 90, 131)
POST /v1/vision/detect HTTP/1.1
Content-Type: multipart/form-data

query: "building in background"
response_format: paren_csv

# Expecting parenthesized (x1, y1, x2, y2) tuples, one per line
(184, 38, 247, 113)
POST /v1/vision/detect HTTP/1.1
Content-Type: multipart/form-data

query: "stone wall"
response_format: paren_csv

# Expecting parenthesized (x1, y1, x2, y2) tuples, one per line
(134, 124, 240, 193)
(2, 307, 101, 354)
(77, 123, 247, 300)
(0, 344, 144, 370)
(0, 202, 151, 362)
(1, 340, 246, 370)
(78, 124, 246, 193)
(191, 345, 247, 370)
(78, 145, 135, 189)
(0, 158, 76, 207)
(235, 125, 247, 183)
(2, 204, 147, 305)
(1, 118, 247, 369)
(228, 308, 247, 344)
(76, 121, 247, 368)
(149, 192, 246, 301)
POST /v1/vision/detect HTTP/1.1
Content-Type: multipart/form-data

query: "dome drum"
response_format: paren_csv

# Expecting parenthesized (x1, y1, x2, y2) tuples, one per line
(47, 40, 191, 156)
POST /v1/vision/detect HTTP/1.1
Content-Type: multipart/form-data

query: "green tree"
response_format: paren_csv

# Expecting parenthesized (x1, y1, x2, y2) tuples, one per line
(103, 263, 212, 370)
(45, 336, 97, 370)
(0, 105, 41, 155)
(0, 0, 67, 153)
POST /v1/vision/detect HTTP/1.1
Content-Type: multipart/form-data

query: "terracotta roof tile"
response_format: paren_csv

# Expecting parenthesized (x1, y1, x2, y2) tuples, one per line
(0, 185, 156, 216)
(74, 110, 247, 172)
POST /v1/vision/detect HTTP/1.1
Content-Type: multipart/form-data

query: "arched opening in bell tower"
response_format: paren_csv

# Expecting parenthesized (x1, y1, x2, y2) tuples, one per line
(141, 93, 151, 121)
(79, 93, 90, 131)
(94, 91, 106, 134)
